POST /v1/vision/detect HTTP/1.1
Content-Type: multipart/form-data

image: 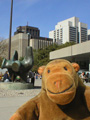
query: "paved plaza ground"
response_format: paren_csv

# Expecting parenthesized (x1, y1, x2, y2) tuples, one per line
(0, 78, 41, 120)
(0, 78, 90, 120)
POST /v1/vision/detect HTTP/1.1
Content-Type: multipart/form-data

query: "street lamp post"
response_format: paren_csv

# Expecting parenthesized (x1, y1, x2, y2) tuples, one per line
(8, 0, 13, 60)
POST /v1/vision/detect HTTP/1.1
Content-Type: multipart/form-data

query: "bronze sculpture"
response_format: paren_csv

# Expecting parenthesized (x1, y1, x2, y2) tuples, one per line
(1, 46, 34, 82)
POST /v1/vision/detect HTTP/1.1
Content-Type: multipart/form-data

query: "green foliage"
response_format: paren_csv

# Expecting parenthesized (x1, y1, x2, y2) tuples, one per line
(32, 42, 76, 72)
(57, 42, 75, 49)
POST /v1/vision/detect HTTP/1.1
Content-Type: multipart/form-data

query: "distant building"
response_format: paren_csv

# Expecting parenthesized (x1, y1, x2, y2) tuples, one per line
(5, 26, 53, 59)
(14, 26, 40, 38)
(49, 17, 88, 44)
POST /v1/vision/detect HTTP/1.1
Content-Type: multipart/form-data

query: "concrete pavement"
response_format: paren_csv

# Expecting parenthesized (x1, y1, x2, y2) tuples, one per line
(0, 78, 41, 120)
(0, 96, 34, 120)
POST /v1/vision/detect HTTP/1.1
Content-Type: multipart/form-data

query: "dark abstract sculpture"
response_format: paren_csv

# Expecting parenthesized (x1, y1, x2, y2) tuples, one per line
(1, 46, 34, 82)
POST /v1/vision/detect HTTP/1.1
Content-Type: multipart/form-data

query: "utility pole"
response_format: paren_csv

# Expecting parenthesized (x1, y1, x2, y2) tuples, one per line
(8, 0, 13, 60)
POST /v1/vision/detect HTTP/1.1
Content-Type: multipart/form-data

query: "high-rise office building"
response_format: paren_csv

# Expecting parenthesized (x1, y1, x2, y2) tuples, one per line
(49, 17, 87, 44)
(14, 26, 40, 38)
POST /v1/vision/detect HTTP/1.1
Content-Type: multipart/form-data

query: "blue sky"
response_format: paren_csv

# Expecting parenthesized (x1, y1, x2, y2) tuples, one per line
(0, 0, 90, 39)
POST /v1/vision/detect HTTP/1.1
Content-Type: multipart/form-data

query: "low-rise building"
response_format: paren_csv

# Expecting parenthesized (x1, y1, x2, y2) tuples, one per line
(49, 40, 90, 71)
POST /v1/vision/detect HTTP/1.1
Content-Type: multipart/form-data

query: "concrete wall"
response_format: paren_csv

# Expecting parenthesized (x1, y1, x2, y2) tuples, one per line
(50, 40, 90, 60)
(30, 39, 38, 50)
(5, 33, 28, 59)
(11, 33, 28, 58)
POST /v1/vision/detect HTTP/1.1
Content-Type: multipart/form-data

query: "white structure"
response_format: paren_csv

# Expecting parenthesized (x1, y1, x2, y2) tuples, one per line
(49, 17, 88, 44)
(49, 40, 90, 71)
(88, 29, 90, 40)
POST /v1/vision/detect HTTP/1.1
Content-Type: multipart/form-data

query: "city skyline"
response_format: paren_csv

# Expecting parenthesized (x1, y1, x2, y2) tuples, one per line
(0, 0, 90, 39)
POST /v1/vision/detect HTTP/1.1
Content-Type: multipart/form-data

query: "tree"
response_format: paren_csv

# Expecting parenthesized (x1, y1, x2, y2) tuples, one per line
(32, 43, 59, 72)
(0, 37, 8, 58)
(0, 37, 8, 67)
(32, 42, 76, 72)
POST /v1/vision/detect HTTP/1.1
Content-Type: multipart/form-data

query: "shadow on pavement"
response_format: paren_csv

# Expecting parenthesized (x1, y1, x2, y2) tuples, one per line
(34, 86, 41, 89)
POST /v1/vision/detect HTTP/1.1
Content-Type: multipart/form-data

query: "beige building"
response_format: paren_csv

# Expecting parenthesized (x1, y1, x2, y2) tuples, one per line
(49, 41, 90, 71)
(5, 33, 53, 59)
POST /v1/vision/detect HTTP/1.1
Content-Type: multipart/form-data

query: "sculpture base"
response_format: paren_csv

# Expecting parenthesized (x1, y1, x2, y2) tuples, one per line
(0, 82, 34, 90)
